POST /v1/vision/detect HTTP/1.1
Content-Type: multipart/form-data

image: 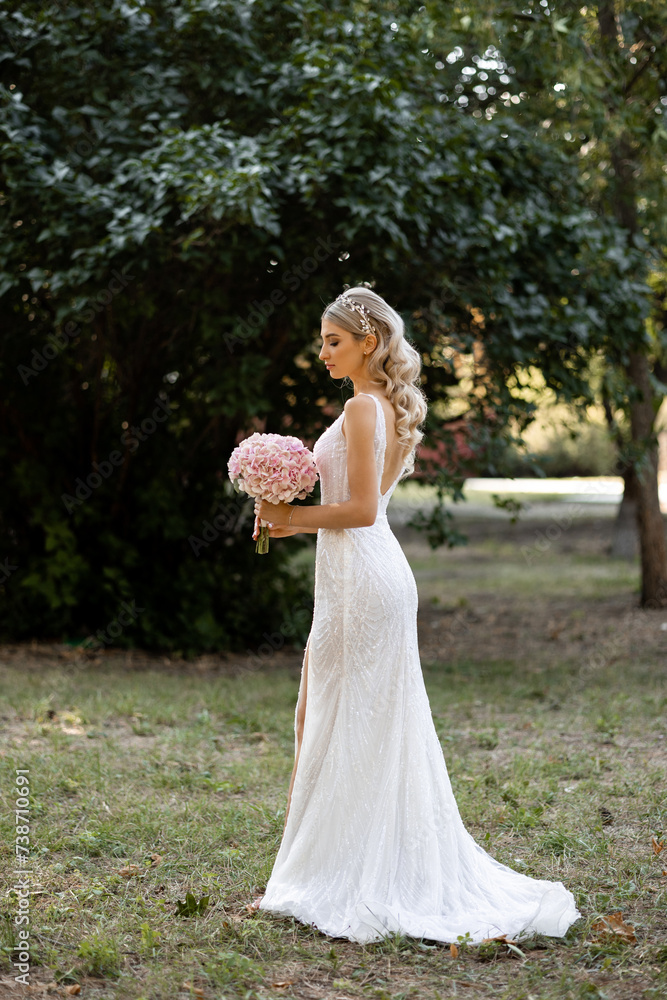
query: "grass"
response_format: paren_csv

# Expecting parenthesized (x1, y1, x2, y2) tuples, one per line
(0, 513, 666, 999)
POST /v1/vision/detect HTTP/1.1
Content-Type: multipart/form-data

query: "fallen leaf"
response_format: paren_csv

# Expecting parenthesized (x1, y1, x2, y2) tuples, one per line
(182, 981, 205, 998)
(481, 934, 519, 945)
(64, 986, 81, 996)
(480, 933, 525, 958)
(652, 836, 664, 855)
(450, 943, 459, 957)
(590, 911, 636, 943)
(117, 864, 142, 877)
(271, 982, 295, 988)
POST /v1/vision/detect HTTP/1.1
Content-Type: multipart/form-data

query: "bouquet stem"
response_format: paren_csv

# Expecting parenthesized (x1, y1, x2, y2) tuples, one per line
(255, 520, 270, 555)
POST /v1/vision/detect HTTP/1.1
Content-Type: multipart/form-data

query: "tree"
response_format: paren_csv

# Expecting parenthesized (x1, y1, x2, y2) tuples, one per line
(596, 0, 667, 603)
(431, 0, 667, 602)
(0, 0, 652, 652)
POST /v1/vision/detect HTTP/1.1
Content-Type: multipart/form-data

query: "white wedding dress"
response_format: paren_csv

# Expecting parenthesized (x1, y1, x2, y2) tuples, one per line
(259, 392, 581, 944)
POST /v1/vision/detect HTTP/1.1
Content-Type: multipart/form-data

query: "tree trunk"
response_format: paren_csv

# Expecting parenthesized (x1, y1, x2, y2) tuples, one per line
(602, 398, 640, 559)
(626, 350, 667, 605)
(611, 466, 640, 559)
(598, 0, 667, 605)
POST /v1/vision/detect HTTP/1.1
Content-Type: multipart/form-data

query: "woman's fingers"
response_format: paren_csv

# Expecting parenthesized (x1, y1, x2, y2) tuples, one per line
(252, 501, 279, 534)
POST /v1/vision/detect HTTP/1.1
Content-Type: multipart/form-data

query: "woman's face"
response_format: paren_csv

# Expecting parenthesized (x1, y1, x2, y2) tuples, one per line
(318, 318, 369, 379)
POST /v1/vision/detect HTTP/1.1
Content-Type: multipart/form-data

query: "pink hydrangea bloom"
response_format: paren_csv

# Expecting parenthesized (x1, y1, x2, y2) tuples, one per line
(227, 433, 319, 552)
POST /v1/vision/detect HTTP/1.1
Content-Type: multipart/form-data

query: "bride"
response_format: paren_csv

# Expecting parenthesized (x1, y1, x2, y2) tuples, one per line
(250, 287, 581, 945)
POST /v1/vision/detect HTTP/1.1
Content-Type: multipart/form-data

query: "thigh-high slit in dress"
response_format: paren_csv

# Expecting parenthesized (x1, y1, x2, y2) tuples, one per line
(259, 393, 581, 944)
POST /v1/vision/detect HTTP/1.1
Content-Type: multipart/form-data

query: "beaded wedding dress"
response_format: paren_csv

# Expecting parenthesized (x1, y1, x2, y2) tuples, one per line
(259, 392, 581, 944)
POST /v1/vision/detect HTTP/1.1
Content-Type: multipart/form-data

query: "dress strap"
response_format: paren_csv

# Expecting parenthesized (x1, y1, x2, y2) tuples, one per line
(356, 392, 382, 410)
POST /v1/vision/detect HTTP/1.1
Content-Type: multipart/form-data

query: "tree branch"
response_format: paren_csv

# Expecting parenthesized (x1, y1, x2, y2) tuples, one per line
(624, 34, 667, 95)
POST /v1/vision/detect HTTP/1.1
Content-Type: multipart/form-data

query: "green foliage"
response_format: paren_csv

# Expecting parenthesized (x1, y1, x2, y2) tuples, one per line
(203, 951, 264, 990)
(435, 0, 667, 435)
(490, 494, 525, 523)
(407, 490, 470, 549)
(174, 891, 210, 917)
(139, 921, 161, 957)
(76, 932, 121, 977)
(0, 0, 653, 649)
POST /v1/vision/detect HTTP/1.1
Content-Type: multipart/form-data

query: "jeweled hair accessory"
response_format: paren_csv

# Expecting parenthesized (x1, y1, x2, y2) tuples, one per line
(335, 292, 377, 339)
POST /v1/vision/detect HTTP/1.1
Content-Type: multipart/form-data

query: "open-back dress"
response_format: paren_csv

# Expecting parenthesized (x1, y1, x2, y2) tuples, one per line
(258, 392, 581, 944)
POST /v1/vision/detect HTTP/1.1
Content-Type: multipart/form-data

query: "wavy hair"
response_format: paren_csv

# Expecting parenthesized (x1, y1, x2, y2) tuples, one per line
(321, 287, 428, 480)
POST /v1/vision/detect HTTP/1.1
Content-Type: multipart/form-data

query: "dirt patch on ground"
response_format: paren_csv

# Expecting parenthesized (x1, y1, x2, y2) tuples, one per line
(416, 593, 667, 668)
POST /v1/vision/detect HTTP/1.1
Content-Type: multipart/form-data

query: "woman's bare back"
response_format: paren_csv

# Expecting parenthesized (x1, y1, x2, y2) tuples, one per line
(342, 394, 407, 495)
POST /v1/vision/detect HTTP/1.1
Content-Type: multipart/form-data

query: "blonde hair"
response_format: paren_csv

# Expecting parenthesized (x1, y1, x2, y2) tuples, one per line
(322, 286, 428, 480)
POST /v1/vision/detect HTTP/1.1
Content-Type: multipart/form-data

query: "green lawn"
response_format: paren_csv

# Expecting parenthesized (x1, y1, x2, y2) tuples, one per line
(1, 515, 666, 999)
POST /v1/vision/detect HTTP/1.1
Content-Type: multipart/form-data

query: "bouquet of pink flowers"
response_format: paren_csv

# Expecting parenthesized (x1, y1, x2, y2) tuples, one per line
(227, 432, 319, 554)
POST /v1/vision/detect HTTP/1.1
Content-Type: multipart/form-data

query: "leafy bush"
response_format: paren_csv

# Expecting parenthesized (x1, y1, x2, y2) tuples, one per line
(0, 1, 648, 650)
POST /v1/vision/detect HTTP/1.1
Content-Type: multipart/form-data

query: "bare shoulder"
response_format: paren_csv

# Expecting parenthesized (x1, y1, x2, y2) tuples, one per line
(341, 394, 377, 439)
(343, 394, 377, 416)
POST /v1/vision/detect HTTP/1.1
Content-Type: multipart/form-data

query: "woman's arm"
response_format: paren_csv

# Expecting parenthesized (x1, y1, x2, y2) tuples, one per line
(271, 524, 319, 536)
(255, 395, 379, 530)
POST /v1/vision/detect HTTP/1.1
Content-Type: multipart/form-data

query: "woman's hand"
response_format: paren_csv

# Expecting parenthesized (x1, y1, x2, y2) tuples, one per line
(253, 519, 300, 540)
(254, 497, 292, 526)
(252, 498, 298, 542)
